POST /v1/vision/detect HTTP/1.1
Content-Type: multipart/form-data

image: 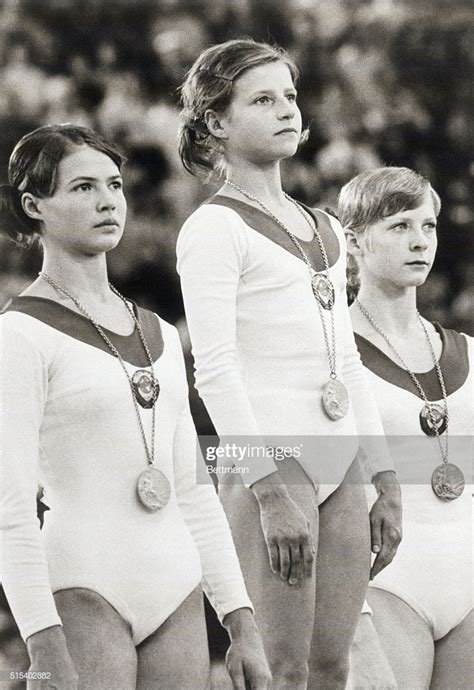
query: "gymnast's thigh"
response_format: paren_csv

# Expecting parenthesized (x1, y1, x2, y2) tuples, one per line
(308, 457, 371, 678)
(367, 588, 434, 690)
(218, 460, 319, 671)
(136, 586, 210, 690)
(53, 588, 137, 690)
(431, 609, 473, 690)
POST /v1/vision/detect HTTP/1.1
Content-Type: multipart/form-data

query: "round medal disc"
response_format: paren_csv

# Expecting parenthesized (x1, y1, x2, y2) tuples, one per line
(419, 402, 447, 436)
(132, 369, 160, 409)
(311, 274, 335, 310)
(137, 467, 170, 511)
(322, 379, 349, 420)
(431, 463, 465, 501)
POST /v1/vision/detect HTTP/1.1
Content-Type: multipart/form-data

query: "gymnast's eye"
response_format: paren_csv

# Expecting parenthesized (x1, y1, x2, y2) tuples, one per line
(73, 182, 93, 192)
(254, 95, 272, 105)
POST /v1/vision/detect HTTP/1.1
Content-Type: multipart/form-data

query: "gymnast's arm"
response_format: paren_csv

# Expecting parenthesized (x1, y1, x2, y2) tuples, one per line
(0, 319, 77, 688)
(330, 213, 402, 575)
(172, 395, 271, 689)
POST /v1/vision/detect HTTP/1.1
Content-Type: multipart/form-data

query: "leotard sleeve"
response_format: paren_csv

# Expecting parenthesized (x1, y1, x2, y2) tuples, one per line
(0, 319, 62, 641)
(176, 205, 278, 486)
(327, 214, 395, 478)
(172, 395, 254, 622)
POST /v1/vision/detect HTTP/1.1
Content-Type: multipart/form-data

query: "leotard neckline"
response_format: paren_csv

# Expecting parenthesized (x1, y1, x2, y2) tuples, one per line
(3, 295, 164, 367)
(354, 323, 468, 399)
(205, 194, 341, 272)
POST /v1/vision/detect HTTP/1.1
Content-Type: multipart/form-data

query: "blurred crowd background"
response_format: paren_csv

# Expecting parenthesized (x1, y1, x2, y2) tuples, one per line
(0, 0, 473, 682)
(1, 0, 473, 340)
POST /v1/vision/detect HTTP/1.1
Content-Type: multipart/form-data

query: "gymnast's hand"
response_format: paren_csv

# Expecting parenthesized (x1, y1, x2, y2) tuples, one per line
(369, 470, 402, 580)
(223, 608, 272, 690)
(251, 474, 315, 585)
(26, 626, 78, 689)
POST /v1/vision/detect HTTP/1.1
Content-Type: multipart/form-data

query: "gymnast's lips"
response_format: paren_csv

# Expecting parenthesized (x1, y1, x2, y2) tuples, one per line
(274, 128, 298, 135)
(94, 219, 120, 227)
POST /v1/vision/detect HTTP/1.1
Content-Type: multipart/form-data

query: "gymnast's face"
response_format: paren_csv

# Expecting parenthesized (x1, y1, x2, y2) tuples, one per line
(215, 60, 302, 166)
(355, 188, 438, 291)
(25, 145, 127, 257)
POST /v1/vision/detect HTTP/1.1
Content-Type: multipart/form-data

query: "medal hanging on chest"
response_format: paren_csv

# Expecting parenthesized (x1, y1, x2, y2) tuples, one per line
(132, 370, 160, 409)
(419, 402, 447, 436)
(40, 272, 171, 512)
(322, 378, 350, 421)
(225, 180, 348, 421)
(311, 272, 335, 311)
(136, 466, 171, 511)
(286, 198, 348, 419)
(356, 299, 464, 500)
(431, 462, 465, 501)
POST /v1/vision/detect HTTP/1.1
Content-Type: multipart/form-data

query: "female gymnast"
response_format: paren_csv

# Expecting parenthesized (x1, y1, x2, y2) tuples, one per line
(176, 39, 402, 689)
(0, 124, 271, 690)
(338, 166, 473, 689)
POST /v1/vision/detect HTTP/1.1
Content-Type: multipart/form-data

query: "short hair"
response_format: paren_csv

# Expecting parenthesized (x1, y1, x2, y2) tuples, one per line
(0, 124, 125, 248)
(178, 38, 301, 180)
(337, 167, 441, 297)
(337, 166, 441, 234)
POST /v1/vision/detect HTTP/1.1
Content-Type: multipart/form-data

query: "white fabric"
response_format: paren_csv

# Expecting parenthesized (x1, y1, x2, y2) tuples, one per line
(0, 309, 252, 643)
(366, 334, 474, 639)
(177, 204, 394, 499)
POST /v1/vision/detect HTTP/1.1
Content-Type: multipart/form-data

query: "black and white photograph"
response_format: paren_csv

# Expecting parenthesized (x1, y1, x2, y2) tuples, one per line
(0, 1, 472, 688)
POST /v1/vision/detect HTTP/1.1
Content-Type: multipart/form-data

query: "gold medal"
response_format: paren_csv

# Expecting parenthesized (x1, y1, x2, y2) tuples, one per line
(322, 379, 349, 420)
(431, 463, 465, 501)
(137, 467, 171, 511)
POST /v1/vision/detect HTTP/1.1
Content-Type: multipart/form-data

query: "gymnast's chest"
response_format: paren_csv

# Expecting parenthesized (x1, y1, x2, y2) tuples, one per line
(41, 338, 181, 429)
(239, 232, 346, 304)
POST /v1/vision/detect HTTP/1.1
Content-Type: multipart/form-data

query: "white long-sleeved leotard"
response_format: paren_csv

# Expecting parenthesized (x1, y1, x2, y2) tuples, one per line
(0, 297, 252, 644)
(177, 197, 394, 500)
(356, 326, 473, 640)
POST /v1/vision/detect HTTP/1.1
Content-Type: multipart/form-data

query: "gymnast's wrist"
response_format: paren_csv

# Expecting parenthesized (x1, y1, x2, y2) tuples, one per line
(222, 607, 257, 639)
(26, 625, 68, 658)
(372, 470, 400, 494)
(250, 472, 289, 505)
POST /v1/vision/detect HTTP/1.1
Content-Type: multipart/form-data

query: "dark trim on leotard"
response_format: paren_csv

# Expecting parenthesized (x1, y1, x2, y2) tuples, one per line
(3, 296, 164, 367)
(355, 324, 468, 400)
(204, 195, 340, 272)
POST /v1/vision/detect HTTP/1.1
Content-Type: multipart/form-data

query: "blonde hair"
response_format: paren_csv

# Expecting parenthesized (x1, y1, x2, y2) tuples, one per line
(337, 167, 441, 297)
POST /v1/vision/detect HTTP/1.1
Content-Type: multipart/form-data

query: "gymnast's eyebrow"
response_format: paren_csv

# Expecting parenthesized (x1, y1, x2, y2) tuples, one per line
(67, 174, 123, 184)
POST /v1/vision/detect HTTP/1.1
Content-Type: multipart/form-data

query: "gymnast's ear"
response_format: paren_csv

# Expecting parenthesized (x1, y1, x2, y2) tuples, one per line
(345, 229, 364, 257)
(204, 109, 229, 140)
(21, 193, 43, 222)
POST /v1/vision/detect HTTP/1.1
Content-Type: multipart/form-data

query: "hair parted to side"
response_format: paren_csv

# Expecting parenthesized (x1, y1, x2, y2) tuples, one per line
(337, 166, 441, 298)
(0, 123, 125, 248)
(178, 38, 302, 180)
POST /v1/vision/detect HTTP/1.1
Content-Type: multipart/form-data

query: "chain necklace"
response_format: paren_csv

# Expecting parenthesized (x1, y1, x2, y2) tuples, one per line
(225, 179, 335, 309)
(355, 298, 464, 500)
(224, 180, 349, 421)
(39, 271, 170, 511)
